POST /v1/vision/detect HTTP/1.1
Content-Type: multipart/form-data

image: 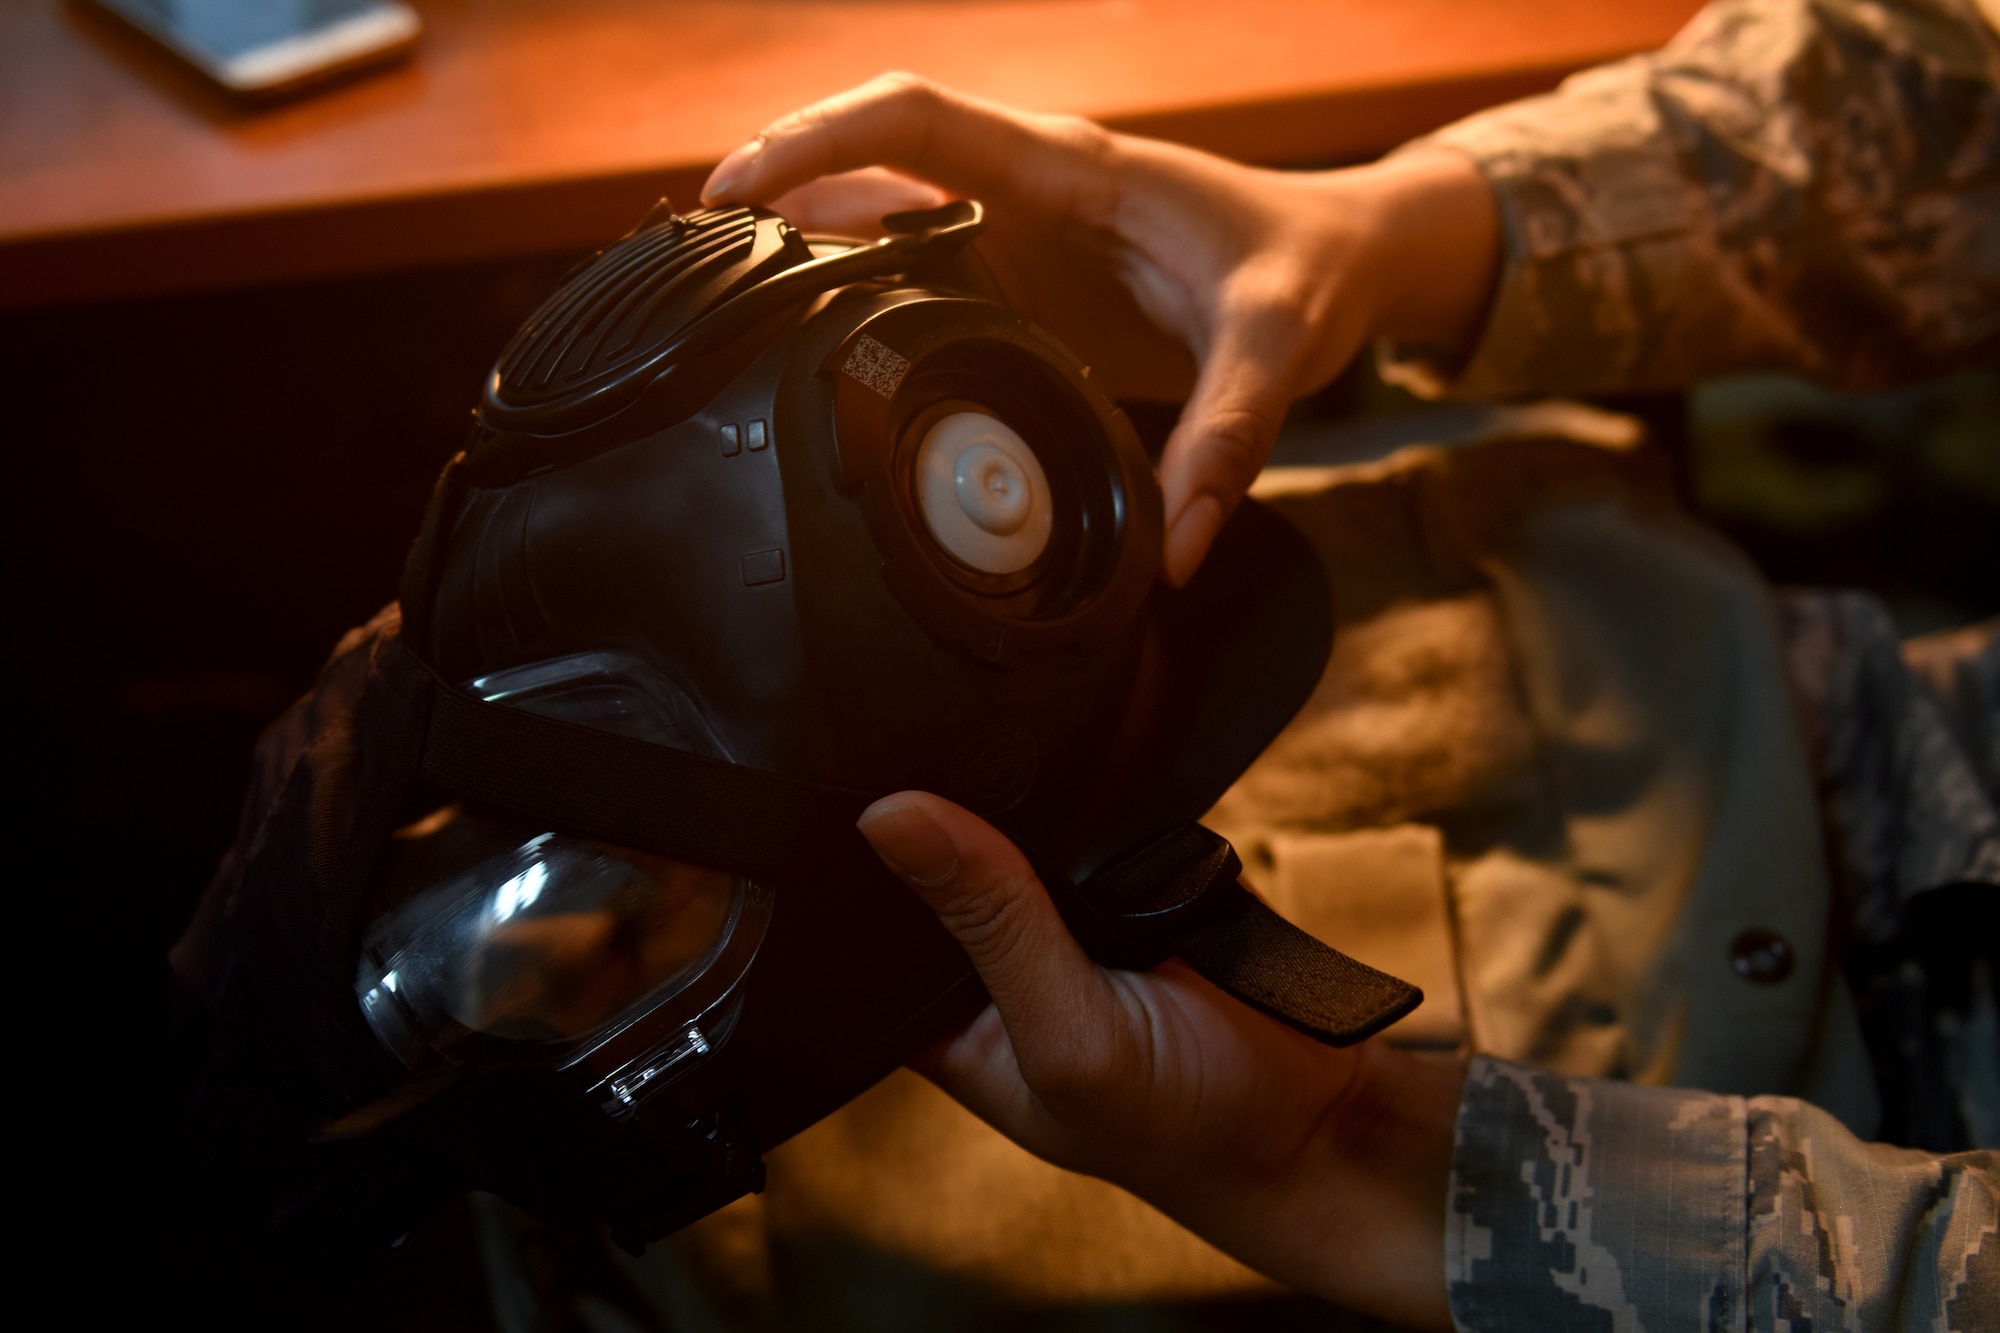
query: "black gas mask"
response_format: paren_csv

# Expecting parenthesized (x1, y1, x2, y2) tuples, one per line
(189, 199, 1418, 1257)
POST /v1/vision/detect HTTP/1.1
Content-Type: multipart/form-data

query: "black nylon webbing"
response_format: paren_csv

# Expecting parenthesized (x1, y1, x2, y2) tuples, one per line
(1177, 884, 1423, 1046)
(418, 674, 1421, 1046)
(419, 670, 880, 883)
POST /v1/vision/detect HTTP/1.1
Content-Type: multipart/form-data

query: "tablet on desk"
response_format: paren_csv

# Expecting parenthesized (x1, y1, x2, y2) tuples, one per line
(87, 0, 420, 100)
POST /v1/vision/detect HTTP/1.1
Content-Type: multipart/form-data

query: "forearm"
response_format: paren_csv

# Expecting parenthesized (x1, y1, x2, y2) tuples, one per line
(1383, 0, 2000, 400)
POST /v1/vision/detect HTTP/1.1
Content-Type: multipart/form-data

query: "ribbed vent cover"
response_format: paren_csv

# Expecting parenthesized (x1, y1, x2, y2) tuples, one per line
(484, 206, 798, 432)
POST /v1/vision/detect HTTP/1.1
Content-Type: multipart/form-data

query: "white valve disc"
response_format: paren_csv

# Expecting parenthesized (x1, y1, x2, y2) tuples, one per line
(913, 412, 1053, 575)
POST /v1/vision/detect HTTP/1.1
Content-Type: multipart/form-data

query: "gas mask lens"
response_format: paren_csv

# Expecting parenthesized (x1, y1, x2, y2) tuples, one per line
(354, 653, 771, 1109)
(358, 819, 754, 1042)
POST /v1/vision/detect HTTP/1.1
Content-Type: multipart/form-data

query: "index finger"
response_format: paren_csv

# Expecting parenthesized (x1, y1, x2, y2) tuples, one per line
(700, 73, 1115, 226)
(1155, 304, 1298, 584)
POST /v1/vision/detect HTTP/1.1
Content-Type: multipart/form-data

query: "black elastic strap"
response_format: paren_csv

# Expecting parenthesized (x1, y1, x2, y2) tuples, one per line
(420, 667, 880, 884)
(418, 672, 1421, 1047)
(1177, 885, 1422, 1046)
(1073, 823, 1422, 1047)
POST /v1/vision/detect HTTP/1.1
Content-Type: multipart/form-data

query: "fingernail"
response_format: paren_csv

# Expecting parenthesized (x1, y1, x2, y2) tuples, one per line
(1163, 494, 1223, 587)
(858, 800, 959, 886)
(701, 138, 764, 203)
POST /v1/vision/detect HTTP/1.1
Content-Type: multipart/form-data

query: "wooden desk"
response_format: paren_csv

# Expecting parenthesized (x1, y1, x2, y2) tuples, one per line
(0, 0, 1702, 311)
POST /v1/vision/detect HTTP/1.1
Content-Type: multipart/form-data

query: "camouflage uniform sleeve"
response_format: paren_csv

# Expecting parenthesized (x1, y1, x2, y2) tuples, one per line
(1381, 0, 2000, 401)
(1447, 1055, 2000, 1331)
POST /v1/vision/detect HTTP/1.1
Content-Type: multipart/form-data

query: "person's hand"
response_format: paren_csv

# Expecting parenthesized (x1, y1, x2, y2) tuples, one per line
(856, 791, 1465, 1330)
(702, 75, 1498, 585)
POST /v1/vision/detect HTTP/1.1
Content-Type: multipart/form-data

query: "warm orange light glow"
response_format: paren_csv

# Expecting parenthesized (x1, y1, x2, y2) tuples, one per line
(3, 0, 1703, 309)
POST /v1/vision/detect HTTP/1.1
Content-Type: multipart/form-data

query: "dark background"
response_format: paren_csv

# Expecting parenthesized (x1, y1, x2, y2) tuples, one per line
(8, 252, 585, 1329)
(7, 253, 1995, 1327)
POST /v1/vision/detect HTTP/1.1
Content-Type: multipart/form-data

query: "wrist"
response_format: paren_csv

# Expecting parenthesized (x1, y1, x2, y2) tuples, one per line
(1204, 1043, 1465, 1330)
(1347, 148, 1501, 357)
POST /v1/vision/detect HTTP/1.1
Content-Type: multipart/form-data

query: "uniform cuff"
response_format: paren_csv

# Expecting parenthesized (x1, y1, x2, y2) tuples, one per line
(1378, 58, 1706, 402)
(1445, 1055, 1747, 1332)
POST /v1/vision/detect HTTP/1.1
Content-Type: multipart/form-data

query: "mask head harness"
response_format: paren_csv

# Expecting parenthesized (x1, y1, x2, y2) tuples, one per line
(189, 199, 1420, 1257)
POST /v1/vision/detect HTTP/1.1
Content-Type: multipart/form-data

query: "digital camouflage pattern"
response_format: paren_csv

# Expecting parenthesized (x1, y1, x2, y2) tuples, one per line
(1779, 595, 1999, 947)
(1449, 1057, 1999, 1332)
(1416, 1, 2000, 1327)
(1780, 594, 2000, 1154)
(1383, 0, 2000, 401)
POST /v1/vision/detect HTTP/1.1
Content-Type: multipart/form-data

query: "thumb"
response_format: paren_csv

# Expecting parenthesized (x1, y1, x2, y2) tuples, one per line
(857, 791, 1099, 1038)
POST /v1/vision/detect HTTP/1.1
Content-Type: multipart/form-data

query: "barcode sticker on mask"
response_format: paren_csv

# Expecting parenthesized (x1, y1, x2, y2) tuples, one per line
(842, 336, 911, 399)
